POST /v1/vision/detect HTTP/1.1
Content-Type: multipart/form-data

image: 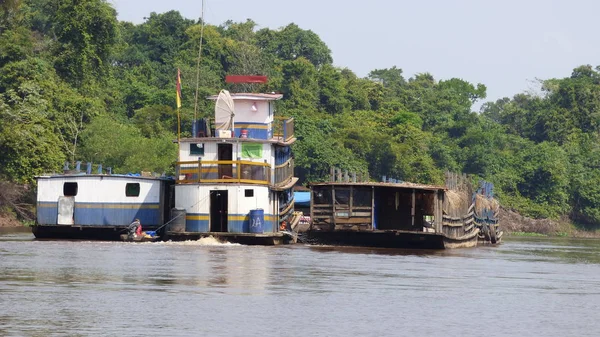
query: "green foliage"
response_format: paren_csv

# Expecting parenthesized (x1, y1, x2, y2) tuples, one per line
(52, 0, 118, 86)
(2, 3, 600, 229)
(78, 116, 177, 175)
(256, 23, 332, 67)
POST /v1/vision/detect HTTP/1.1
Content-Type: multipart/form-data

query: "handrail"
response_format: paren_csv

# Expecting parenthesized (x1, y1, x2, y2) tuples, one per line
(274, 157, 293, 169)
(177, 160, 270, 167)
(176, 159, 271, 185)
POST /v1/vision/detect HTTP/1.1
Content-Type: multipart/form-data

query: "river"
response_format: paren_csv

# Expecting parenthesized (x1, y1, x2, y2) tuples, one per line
(1, 232, 599, 337)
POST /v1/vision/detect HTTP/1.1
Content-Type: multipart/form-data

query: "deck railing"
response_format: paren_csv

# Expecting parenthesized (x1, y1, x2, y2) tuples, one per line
(176, 160, 271, 185)
(273, 117, 294, 142)
(194, 116, 294, 142)
(273, 158, 294, 187)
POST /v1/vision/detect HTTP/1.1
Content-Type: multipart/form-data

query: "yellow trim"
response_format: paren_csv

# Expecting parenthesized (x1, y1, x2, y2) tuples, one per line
(181, 167, 220, 174)
(235, 123, 269, 130)
(178, 160, 270, 167)
(76, 203, 160, 209)
(238, 160, 270, 167)
(37, 202, 57, 208)
(187, 215, 210, 220)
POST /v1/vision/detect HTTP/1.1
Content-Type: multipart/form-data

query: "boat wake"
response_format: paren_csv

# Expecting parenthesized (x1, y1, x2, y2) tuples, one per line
(152, 236, 241, 246)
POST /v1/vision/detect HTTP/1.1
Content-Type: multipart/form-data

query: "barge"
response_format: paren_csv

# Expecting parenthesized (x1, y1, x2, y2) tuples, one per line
(306, 173, 501, 249)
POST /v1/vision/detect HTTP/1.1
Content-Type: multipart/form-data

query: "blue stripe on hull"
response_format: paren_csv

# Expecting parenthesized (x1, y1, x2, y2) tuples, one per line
(36, 202, 162, 226)
(74, 207, 160, 226)
(183, 214, 275, 233)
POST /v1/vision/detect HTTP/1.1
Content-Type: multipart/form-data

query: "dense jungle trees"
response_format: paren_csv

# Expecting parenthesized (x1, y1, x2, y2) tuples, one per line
(1, 0, 600, 227)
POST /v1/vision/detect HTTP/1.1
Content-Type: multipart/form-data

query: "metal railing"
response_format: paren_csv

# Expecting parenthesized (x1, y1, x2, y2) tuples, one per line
(176, 160, 271, 185)
(274, 158, 294, 187)
(273, 117, 294, 141)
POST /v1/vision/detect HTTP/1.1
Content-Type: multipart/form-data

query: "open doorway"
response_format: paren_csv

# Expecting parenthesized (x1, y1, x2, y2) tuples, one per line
(218, 143, 233, 178)
(210, 190, 228, 232)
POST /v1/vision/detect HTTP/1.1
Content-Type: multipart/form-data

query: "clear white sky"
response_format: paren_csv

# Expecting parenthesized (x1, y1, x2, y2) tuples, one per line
(110, 0, 600, 108)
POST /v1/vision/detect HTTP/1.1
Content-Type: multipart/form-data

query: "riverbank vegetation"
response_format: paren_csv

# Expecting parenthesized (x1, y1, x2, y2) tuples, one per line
(1, 0, 600, 233)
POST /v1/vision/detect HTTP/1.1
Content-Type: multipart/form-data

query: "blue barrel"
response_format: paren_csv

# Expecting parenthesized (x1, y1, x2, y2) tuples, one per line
(249, 209, 264, 233)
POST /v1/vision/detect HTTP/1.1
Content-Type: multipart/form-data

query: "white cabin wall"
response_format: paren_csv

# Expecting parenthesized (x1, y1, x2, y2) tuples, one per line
(234, 100, 272, 124)
(37, 177, 162, 203)
(175, 184, 270, 215)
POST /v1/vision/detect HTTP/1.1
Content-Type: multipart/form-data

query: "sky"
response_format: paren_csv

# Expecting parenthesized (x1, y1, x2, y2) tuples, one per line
(110, 0, 600, 109)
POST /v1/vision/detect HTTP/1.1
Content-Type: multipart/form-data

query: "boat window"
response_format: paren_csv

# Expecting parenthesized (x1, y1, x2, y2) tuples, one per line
(190, 143, 204, 155)
(126, 183, 140, 197)
(334, 188, 351, 206)
(63, 182, 78, 196)
(353, 187, 372, 207)
(313, 188, 332, 205)
(245, 189, 254, 197)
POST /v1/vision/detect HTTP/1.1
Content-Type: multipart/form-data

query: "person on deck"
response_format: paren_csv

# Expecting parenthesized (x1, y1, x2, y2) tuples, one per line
(127, 219, 141, 240)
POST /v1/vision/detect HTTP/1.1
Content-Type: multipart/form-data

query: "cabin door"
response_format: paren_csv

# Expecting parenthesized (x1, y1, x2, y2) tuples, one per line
(57, 196, 75, 225)
(217, 143, 233, 179)
(210, 190, 228, 232)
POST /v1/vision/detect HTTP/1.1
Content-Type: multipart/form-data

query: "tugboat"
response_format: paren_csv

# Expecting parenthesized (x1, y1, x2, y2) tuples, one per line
(164, 76, 299, 245)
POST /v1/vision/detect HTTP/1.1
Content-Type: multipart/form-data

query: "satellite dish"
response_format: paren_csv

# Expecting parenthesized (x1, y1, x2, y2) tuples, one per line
(214, 90, 235, 131)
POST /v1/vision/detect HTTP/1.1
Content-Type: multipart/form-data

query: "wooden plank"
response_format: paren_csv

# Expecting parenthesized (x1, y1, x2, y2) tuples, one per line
(351, 212, 372, 217)
(351, 206, 373, 210)
(313, 204, 334, 208)
(334, 217, 372, 224)
(443, 221, 465, 227)
(312, 209, 333, 214)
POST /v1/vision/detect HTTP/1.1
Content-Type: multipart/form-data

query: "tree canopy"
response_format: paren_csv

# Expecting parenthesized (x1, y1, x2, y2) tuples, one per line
(2, 0, 600, 227)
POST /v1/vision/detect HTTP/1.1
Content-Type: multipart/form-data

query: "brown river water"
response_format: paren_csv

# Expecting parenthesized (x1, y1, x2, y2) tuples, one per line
(1, 231, 599, 337)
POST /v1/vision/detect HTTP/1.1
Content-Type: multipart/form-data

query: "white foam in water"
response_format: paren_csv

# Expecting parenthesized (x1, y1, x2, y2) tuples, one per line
(150, 236, 241, 246)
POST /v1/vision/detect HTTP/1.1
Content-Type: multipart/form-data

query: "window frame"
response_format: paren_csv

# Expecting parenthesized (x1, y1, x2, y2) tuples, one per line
(63, 182, 78, 197)
(125, 183, 141, 197)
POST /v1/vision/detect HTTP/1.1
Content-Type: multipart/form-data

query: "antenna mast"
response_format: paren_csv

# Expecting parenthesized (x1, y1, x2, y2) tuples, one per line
(193, 0, 206, 122)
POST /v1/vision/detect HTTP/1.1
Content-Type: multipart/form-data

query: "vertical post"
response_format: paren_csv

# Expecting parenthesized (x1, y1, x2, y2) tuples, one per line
(349, 185, 354, 217)
(198, 158, 202, 183)
(265, 159, 270, 184)
(309, 186, 314, 231)
(237, 157, 241, 182)
(330, 167, 335, 182)
(352, 172, 357, 183)
(344, 170, 349, 183)
(437, 190, 444, 233)
(97, 164, 102, 174)
(411, 189, 416, 228)
(86, 162, 92, 174)
(337, 168, 342, 182)
(332, 185, 336, 227)
(371, 186, 375, 230)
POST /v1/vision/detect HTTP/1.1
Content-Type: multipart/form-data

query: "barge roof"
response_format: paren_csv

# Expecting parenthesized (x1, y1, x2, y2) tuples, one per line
(309, 181, 447, 192)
